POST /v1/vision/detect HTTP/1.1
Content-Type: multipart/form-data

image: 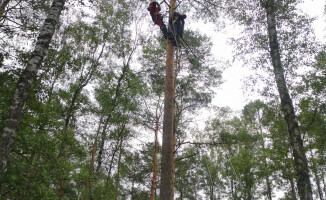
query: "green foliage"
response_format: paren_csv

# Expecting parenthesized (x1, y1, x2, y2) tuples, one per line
(0, 72, 16, 130)
(1, 0, 325, 199)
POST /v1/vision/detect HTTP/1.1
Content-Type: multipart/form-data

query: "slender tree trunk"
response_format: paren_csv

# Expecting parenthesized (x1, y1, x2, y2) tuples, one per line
(321, 151, 326, 197)
(160, 1, 176, 199)
(204, 157, 214, 200)
(84, 115, 103, 200)
(310, 150, 324, 200)
(95, 64, 128, 177)
(114, 138, 123, 200)
(194, 175, 197, 200)
(258, 118, 273, 200)
(102, 125, 126, 199)
(150, 100, 160, 200)
(0, 0, 66, 180)
(231, 178, 234, 198)
(323, 171, 326, 197)
(263, 1, 313, 199)
(227, 159, 236, 199)
(290, 176, 298, 200)
(95, 117, 111, 175)
(315, 167, 324, 200)
(0, 0, 10, 19)
(323, 175, 326, 198)
(266, 177, 273, 200)
(57, 66, 97, 197)
(107, 141, 120, 178)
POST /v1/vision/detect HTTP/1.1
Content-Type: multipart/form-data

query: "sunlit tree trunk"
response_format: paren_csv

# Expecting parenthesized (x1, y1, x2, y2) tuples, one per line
(262, 0, 313, 199)
(0, 0, 66, 180)
(160, 0, 176, 199)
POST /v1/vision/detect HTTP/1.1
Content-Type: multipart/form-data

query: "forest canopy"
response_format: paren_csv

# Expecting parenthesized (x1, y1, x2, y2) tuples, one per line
(0, 0, 325, 199)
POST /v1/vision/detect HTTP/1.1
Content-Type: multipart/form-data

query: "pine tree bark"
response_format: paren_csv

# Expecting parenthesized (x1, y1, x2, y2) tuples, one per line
(160, 0, 176, 199)
(262, 0, 313, 199)
(0, 0, 66, 180)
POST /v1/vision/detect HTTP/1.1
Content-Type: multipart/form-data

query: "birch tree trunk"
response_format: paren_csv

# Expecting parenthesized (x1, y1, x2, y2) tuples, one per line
(160, 0, 176, 199)
(0, 0, 10, 19)
(262, 0, 313, 199)
(0, 0, 66, 179)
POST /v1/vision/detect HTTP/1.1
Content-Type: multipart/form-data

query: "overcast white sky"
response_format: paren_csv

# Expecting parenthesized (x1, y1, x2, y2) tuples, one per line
(196, 0, 325, 112)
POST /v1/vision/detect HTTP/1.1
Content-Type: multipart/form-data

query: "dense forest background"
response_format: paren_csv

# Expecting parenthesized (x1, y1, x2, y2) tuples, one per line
(0, 0, 325, 199)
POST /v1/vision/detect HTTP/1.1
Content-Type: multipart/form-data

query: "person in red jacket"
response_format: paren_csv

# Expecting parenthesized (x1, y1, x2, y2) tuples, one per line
(148, 1, 167, 39)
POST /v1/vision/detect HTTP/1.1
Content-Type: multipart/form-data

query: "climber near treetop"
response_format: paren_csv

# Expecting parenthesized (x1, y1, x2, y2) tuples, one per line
(147, 1, 186, 46)
(147, 1, 168, 39)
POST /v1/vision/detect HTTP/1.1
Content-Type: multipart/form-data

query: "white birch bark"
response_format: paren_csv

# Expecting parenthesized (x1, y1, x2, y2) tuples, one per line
(0, 0, 66, 179)
(262, 0, 313, 199)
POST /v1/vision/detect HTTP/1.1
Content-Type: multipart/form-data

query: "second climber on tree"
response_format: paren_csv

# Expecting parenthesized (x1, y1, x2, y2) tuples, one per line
(169, 12, 187, 46)
(148, 1, 168, 39)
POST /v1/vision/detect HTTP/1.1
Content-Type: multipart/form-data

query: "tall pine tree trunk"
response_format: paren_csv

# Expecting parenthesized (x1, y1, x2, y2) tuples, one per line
(0, 0, 66, 179)
(262, 1, 313, 199)
(160, 0, 176, 199)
